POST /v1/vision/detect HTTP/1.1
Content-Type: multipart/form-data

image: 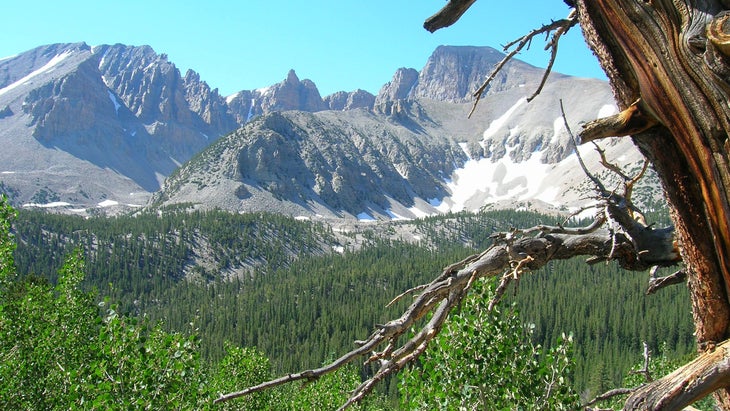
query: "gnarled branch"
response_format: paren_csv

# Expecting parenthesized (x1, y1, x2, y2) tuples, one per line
(625, 338, 730, 410)
(215, 189, 679, 409)
(579, 99, 659, 144)
(423, 0, 477, 33)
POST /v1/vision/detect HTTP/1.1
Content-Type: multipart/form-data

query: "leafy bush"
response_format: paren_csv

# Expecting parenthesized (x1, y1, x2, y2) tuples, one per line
(399, 278, 580, 410)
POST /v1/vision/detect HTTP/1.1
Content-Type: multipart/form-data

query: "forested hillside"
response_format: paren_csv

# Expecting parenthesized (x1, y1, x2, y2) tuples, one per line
(11, 207, 694, 399)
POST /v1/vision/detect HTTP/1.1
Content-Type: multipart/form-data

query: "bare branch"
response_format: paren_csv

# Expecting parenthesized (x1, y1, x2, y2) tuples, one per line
(583, 387, 636, 408)
(629, 342, 653, 382)
(579, 99, 659, 144)
(625, 338, 730, 410)
(488, 270, 514, 310)
(624, 160, 649, 204)
(386, 284, 428, 307)
(423, 0, 477, 33)
(647, 269, 687, 295)
(467, 12, 578, 117)
(593, 142, 633, 182)
(560, 99, 607, 194)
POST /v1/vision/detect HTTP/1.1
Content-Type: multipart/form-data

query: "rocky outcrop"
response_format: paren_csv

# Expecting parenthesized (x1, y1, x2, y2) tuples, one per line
(324, 89, 375, 111)
(0, 42, 242, 206)
(258, 69, 328, 113)
(374, 68, 419, 107)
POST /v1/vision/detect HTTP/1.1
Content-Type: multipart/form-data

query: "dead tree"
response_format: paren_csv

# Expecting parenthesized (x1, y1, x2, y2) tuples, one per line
(430, 1, 730, 409)
(216, 1, 730, 409)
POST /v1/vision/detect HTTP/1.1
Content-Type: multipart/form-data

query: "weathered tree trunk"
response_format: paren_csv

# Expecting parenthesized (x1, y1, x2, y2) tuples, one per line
(575, 0, 730, 408)
(219, 2, 730, 409)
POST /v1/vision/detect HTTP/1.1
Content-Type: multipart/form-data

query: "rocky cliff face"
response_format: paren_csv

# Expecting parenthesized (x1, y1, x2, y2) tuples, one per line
(0, 42, 241, 206)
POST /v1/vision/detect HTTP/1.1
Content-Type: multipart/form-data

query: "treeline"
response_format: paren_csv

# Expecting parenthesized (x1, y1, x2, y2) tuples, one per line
(13, 206, 336, 313)
(10, 206, 693, 399)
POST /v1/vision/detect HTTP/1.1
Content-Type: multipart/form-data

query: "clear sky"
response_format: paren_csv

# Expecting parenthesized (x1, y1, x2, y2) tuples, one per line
(1, 1, 604, 97)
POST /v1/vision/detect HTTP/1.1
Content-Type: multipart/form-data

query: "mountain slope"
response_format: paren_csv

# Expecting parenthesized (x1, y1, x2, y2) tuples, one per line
(153, 61, 649, 219)
(0, 43, 239, 209)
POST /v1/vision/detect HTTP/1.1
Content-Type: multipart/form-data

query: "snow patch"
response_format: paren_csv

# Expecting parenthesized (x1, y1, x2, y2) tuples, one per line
(550, 116, 566, 145)
(225, 91, 241, 104)
(357, 212, 376, 222)
(333, 245, 345, 254)
(23, 201, 72, 209)
(385, 209, 411, 221)
(107, 90, 121, 115)
(1, 171, 15, 174)
(246, 99, 256, 122)
(394, 163, 408, 179)
(0, 51, 72, 97)
(256, 86, 272, 95)
(482, 98, 526, 140)
(408, 205, 434, 218)
(294, 216, 310, 221)
(98, 46, 111, 68)
(98, 200, 119, 207)
(598, 104, 618, 118)
(427, 198, 442, 207)
(441, 151, 559, 213)
(458, 142, 472, 158)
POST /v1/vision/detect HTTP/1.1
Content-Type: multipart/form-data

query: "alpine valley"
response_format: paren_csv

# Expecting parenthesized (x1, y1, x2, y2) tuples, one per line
(0, 42, 657, 219)
(0, 42, 692, 404)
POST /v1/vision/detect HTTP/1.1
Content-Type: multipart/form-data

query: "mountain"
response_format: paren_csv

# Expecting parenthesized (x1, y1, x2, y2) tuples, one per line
(0, 42, 653, 218)
(0, 42, 238, 209)
(0, 42, 384, 211)
(153, 46, 653, 219)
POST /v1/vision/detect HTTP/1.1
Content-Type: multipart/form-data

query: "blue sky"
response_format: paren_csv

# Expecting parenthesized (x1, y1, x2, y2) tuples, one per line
(1, 1, 603, 97)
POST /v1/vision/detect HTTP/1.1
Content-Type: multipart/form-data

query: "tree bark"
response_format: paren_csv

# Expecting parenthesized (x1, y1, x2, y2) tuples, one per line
(574, 0, 730, 407)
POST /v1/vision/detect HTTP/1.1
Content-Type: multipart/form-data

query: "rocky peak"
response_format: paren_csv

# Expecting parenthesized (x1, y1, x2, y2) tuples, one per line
(372, 46, 550, 106)
(285, 69, 299, 84)
(258, 69, 327, 113)
(226, 70, 330, 121)
(412, 45, 545, 102)
(374, 67, 419, 107)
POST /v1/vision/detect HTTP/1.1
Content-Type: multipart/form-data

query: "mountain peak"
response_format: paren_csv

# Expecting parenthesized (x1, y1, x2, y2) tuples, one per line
(286, 69, 300, 84)
(412, 45, 542, 102)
